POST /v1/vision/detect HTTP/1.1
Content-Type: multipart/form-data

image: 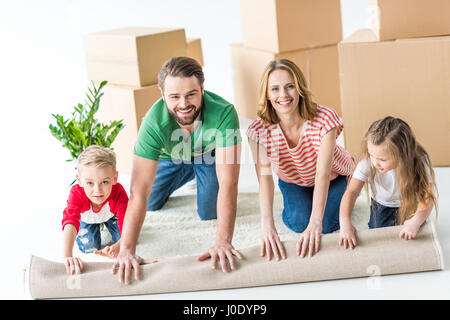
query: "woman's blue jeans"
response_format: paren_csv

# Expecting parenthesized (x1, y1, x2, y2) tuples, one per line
(278, 175, 348, 234)
(146, 150, 219, 220)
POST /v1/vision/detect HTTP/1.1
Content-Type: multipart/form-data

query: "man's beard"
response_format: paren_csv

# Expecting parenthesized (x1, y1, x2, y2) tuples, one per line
(168, 99, 203, 126)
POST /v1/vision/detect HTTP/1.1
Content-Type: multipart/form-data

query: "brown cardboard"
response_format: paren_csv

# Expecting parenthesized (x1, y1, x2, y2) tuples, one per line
(187, 38, 204, 66)
(371, 0, 450, 41)
(338, 34, 450, 166)
(230, 43, 341, 120)
(308, 45, 341, 117)
(241, 0, 342, 53)
(342, 28, 379, 43)
(95, 83, 162, 174)
(84, 27, 187, 87)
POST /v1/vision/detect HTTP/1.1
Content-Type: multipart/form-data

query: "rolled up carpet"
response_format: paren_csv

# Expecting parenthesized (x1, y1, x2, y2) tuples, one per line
(25, 221, 444, 299)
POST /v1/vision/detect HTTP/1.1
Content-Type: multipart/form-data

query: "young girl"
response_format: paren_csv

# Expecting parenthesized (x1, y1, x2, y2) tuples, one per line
(339, 116, 438, 249)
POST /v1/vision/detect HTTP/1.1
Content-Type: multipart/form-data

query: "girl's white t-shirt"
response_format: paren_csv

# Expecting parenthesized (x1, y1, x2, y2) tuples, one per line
(352, 158, 400, 208)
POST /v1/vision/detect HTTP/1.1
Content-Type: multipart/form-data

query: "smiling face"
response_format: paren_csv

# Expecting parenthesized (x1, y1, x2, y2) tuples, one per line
(367, 141, 397, 173)
(266, 69, 300, 118)
(76, 164, 118, 208)
(162, 75, 204, 126)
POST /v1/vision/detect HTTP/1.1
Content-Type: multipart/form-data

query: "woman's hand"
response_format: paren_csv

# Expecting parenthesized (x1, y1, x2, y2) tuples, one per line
(260, 222, 286, 261)
(339, 221, 357, 249)
(297, 221, 322, 258)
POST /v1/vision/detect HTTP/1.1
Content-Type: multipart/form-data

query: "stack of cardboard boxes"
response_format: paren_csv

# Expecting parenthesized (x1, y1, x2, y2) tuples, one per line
(83, 27, 204, 173)
(231, 0, 343, 119)
(339, 0, 450, 166)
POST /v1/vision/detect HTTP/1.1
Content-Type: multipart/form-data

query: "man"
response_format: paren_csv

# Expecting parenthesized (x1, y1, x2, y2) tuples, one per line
(112, 57, 243, 284)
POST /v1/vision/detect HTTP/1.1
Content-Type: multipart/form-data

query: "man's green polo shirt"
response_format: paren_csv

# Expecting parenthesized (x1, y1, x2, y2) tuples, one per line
(133, 90, 241, 162)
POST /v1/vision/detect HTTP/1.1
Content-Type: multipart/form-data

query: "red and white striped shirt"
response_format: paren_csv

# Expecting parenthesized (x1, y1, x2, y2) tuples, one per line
(246, 105, 355, 187)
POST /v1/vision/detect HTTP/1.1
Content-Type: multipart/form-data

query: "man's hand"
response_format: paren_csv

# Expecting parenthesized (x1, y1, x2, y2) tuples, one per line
(112, 250, 158, 284)
(197, 241, 243, 272)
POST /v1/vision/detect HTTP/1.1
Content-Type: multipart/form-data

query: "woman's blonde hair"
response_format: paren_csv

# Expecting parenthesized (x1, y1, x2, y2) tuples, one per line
(257, 58, 317, 124)
(77, 145, 116, 172)
(362, 116, 438, 224)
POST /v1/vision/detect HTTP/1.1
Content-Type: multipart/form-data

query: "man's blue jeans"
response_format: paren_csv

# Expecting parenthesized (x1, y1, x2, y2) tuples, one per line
(278, 175, 348, 234)
(146, 150, 219, 220)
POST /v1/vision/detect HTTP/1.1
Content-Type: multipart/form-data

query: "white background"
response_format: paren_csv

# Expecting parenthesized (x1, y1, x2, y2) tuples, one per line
(1, 0, 449, 299)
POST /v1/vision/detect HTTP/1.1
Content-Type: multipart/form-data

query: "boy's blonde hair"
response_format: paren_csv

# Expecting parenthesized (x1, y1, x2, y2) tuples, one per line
(77, 145, 116, 172)
(257, 58, 317, 124)
(361, 116, 438, 224)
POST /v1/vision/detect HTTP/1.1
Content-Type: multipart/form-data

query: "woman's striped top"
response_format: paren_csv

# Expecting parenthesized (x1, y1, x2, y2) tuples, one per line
(246, 105, 355, 187)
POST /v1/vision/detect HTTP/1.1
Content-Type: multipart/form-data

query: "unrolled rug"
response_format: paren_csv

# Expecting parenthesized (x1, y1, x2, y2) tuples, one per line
(134, 191, 370, 260)
(25, 192, 444, 299)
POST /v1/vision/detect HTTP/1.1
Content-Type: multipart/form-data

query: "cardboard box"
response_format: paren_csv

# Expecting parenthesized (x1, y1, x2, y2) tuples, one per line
(230, 43, 341, 120)
(241, 0, 342, 53)
(95, 83, 162, 174)
(84, 27, 187, 87)
(308, 45, 341, 118)
(187, 38, 204, 66)
(371, 0, 450, 40)
(338, 31, 450, 166)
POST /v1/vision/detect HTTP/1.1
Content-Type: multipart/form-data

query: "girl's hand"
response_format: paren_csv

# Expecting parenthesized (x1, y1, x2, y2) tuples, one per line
(399, 217, 422, 240)
(260, 223, 286, 261)
(297, 221, 322, 258)
(63, 256, 84, 275)
(339, 221, 357, 249)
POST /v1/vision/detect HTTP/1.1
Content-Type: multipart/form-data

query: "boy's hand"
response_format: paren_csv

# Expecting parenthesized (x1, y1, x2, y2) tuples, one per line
(95, 246, 117, 259)
(399, 217, 421, 240)
(95, 242, 120, 259)
(63, 257, 84, 275)
(339, 221, 357, 249)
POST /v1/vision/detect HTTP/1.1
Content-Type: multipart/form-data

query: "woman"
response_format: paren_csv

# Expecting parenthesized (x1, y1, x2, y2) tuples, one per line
(247, 59, 355, 260)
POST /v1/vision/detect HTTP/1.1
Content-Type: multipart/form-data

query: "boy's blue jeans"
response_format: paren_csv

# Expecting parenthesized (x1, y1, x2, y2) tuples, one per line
(368, 199, 398, 229)
(75, 215, 121, 253)
(146, 150, 219, 220)
(278, 175, 348, 234)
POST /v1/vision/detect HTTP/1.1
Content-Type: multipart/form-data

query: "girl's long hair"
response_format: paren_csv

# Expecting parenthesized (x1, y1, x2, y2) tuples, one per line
(362, 116, 438, 224)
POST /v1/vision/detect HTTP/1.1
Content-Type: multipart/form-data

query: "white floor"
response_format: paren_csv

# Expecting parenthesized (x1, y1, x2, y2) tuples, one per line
(2, 117, 449, 300)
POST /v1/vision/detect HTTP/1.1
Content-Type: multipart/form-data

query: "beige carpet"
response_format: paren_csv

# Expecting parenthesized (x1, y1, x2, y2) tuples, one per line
(135, 191, 370, 260)
(25, 191, 444, 299)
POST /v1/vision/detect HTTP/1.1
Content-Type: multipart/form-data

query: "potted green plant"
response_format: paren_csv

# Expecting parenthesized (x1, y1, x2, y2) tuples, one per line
(49, 80, 124, 164)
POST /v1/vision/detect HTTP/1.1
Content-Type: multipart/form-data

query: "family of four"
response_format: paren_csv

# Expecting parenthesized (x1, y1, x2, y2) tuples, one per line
(61, 57, 438, 284)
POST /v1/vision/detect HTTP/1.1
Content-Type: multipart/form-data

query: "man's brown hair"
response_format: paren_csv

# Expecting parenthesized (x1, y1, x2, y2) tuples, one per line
(158, 56, 204, 91)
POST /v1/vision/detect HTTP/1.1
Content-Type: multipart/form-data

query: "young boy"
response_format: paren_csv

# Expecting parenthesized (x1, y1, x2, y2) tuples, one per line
(61, 145, 128, 274)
